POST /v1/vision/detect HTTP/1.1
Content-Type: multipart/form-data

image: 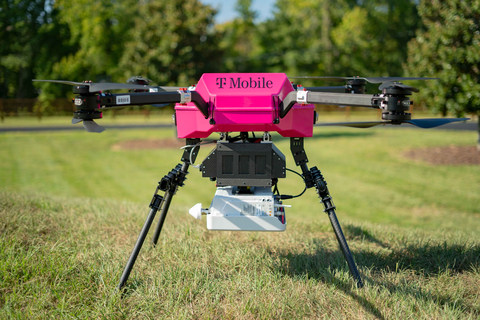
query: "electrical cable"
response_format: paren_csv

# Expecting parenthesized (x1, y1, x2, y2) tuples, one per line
(280, 168, 307, 200)
(180, 140, 216, 169)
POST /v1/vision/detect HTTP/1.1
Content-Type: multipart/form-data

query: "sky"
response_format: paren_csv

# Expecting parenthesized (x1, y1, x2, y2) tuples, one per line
(201, 0, 276, 23)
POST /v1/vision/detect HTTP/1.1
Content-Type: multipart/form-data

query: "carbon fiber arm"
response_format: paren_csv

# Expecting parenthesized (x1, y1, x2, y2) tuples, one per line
(280, 91, 383, 118)
(98, 91, 209, 118)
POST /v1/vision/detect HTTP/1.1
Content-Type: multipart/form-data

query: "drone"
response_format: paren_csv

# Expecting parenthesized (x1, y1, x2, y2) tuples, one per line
(34, 73, 468, 290)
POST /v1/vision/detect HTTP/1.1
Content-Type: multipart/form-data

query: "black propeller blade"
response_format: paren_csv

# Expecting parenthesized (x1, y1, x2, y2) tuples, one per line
(82, 120, 105, 133)
(71, 118, 105, 132)
(33, 79, 181, 93)
(317, 118, 469, 129)
(289, 76, 437, 84)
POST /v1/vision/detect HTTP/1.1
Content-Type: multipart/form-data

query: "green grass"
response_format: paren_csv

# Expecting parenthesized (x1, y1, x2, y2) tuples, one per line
(0, 122, 479, 318)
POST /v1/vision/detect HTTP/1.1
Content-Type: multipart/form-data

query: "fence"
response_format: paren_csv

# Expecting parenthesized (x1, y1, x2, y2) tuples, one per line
(0, 98, 73, 120)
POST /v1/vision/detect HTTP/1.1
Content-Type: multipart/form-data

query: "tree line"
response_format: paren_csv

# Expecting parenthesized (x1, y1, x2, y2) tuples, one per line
(1, 0, 479, 123)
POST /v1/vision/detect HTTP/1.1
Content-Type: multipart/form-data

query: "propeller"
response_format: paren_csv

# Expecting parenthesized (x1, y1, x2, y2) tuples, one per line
(32, 79, 181, 93)
(288, 76, 437, 83)
(71, 118, 105, 132)
(317, 118, 469, 129)
(82, 120, 105, 133)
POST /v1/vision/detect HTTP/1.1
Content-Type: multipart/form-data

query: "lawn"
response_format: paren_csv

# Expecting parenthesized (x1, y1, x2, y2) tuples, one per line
(0, 119, 479, 318)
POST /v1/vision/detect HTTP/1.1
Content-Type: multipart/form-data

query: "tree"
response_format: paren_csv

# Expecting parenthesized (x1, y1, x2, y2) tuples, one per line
(331, 0, 420, 77)
(0, 0, 69, 98)
(406, 0, 480, 147)
(118, 0, 223, 86)
(255, 0, 420, 80)
(257, 0, 350, 76)
(33, 0, 135, 107)
(217, 0, 263, 72)
(47, 0, 134, 82)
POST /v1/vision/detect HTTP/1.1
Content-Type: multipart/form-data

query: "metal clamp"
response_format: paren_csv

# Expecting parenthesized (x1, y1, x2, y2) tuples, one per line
(296, 90, 308, 104)
(177, 89, 192, 104)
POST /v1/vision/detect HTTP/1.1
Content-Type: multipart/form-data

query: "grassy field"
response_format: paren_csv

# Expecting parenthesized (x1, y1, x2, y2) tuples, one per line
(0, 118, 479, 318)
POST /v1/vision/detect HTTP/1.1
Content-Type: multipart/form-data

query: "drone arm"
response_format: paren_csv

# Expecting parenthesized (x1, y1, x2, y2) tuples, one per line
(98, 91, 209, 117)
(280, 91, 383, 118)
(306, 92, 382, 107)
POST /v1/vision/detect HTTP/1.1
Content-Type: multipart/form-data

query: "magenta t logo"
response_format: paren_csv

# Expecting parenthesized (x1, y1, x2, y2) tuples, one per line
(216, 77, 273, 89)
(216, 77, 227, 88)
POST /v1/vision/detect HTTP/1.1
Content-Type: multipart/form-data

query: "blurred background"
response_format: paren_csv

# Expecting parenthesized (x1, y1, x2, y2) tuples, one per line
(0, 0, 478, 128)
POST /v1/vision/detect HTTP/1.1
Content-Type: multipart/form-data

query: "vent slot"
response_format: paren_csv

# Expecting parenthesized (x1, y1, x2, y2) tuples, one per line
(239, 155, 250, 174)
(222, 155, 233, 174)
(255, 155, 266, 174)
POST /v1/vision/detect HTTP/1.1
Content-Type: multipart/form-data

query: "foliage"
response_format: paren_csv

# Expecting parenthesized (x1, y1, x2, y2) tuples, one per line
(118, 0, 223, 85)
(2, 0, 423, 98)
(0, 0, 71, 98)
(406, 0, 480, 145)
(406, 0, 480, 117)
(217, 0, 263, 72)
(41, 0, 134, 85)
(332, 0, 420, 77)
(256, 0, 348, 76)
(256, 0, 419, 78)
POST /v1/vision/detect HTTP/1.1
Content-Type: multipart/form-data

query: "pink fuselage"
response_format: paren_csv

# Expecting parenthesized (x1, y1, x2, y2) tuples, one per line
(175, 73, 314, 138)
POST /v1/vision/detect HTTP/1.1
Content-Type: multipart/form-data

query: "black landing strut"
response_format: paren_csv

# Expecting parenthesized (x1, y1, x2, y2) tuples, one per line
(291, 137, 363, 288)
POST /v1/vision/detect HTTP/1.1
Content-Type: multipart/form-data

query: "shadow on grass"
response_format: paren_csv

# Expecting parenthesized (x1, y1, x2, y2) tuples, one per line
(343, 224, 480, 275)
(269, 227, 480, 318)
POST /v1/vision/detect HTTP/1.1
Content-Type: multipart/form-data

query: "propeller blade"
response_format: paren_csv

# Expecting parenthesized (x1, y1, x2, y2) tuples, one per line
(378, 81, 419, 92)
(316, 121, 389, 128)
(289, 76, 437, 83)
(317, 118, 469, 129)
(405, 118, 469, 128)
(71, 118, 82, 124)
(157, 86, 182, 91)
(33, 79, 180, 92)
(364, 77, 437, 84)
(83, 120, 105, 133)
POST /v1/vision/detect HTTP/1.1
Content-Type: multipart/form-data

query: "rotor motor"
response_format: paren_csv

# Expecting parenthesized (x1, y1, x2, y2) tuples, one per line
(345, 79, 366, 94)
(380, 83, 413, 122)
(72, 84, 102, 121)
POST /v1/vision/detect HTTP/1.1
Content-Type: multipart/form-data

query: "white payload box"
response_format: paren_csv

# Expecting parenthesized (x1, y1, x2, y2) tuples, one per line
(189, 186, 289, 231)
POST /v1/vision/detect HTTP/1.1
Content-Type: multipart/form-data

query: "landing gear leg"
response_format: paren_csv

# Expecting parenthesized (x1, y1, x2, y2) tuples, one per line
(117, 139, 200, 290)
(290, 138, 363, 288)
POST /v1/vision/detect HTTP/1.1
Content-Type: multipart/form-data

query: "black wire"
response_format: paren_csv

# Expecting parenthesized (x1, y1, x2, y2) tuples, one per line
(282, 168, 307, 199)
(273, 182, 279, 195)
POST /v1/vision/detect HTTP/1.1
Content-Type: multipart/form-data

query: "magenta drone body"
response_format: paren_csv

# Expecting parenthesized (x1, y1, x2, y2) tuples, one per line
(175, 73, 314, 138)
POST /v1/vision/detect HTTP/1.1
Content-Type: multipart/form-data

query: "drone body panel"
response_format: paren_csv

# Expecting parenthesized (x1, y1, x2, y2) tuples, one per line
(175, 73, 314, 138)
